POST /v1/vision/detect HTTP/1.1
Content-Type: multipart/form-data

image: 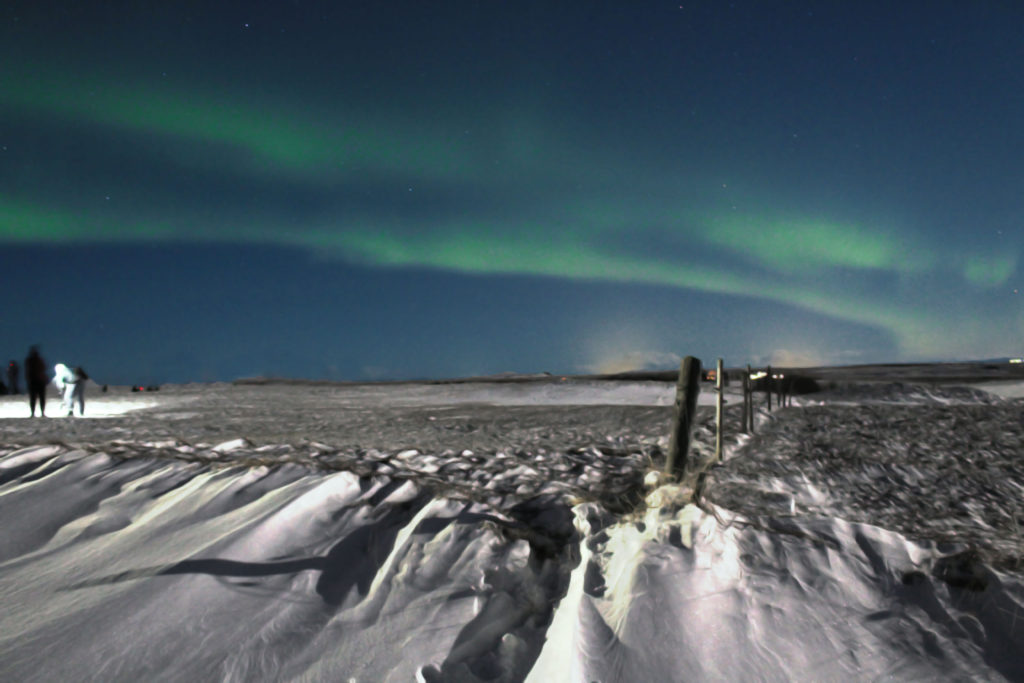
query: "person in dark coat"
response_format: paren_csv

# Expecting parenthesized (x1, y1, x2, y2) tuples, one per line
(72, 366, 89, 416)
(24, 346, 49, 417)
(6, 360, 18, 395)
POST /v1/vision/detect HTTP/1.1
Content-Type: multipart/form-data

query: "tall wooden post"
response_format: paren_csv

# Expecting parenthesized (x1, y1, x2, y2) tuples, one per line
(745, 366, 753, 436)
(766, 364, 772, 411)
(744, 363, 753, 434)
(665, 356, 702, 480)
(714, 358, 724, 461)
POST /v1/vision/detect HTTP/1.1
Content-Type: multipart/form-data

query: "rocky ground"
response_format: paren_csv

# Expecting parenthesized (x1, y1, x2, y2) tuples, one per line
(706, 383, 1024, 570)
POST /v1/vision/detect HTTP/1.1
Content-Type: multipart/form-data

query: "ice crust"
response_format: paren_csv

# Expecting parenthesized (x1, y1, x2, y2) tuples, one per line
(0, 379, 1022, 680)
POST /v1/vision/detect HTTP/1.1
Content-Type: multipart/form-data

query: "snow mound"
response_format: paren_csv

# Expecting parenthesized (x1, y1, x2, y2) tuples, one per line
(0, 448, 577, 681)
(532, 496, 1024, 681)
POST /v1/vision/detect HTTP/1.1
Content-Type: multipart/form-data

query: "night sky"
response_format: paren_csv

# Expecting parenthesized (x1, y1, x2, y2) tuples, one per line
(2, 1, 1022, 384)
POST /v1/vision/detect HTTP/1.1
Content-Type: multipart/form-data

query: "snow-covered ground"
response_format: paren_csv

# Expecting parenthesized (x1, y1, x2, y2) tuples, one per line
(0, 378, 1022, 681)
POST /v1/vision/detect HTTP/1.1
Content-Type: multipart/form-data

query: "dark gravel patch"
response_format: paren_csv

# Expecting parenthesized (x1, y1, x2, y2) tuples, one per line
(706, 395, 1024, 570)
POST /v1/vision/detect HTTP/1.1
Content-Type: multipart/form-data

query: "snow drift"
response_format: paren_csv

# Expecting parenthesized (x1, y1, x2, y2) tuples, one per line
(0, 379, 1022, 681)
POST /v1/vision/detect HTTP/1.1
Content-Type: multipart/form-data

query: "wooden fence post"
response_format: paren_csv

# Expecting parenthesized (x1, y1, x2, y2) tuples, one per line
(745, 363, 753, 434)
(714, 358, 724, 461)
(665, 356, 702, 480)
(741, 367, 749, 435)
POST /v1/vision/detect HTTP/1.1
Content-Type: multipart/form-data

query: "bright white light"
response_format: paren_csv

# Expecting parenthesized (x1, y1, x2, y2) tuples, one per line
(0, 397, 159, 419)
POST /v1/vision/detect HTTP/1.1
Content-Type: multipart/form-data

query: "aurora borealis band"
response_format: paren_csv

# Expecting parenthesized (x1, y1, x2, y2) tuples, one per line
(1, 2, 1022, 383)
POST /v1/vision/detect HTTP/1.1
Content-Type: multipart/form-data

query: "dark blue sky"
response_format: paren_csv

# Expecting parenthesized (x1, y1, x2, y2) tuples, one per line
(1, 2, 1022, 383)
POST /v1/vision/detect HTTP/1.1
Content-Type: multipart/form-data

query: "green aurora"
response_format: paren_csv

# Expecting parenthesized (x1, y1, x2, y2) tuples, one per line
(2, 2, 1022, 378)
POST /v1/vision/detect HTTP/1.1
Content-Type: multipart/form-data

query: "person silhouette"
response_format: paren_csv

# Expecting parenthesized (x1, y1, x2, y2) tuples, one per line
(24, 346, 48, 417)
(70, 366, 89, 416)
(6, 360, 18, 395)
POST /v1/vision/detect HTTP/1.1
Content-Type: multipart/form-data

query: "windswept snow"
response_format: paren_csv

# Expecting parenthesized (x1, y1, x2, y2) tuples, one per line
(1, 378, 1023, 681)
(532, 500, 1024, 681)
(0, 456, 571, 681)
